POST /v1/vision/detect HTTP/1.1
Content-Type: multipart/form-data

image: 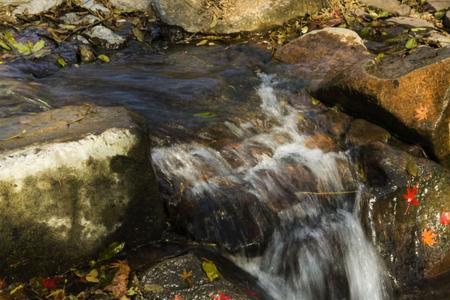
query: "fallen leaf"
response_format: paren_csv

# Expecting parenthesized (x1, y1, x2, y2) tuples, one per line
(422, 228, 437, 246)
(211, 292, 232, 300)
(441, 212, 450, 225)
(405, 38, 417, 50)
(98, 54, 110, 63)
(42, 277, 59, 290)
(406, 159, 418, 177)
(57, 57, 67, 67)
(98, 242, 125, 263)
(85, 269, 100, 283)
(202, 259, 220, 282)
(132, 27, 145, 42)
(0, 278, 6, 290)
(403, 185, 419, 214)
(173, 294, 184, 300)
(415, 104, 428, 121)
(194, 112, 216, 118)
(143, 283, 164, 293)
(105, 260, 131, 298)
(180, 270, 193, 285)
(196, 39, 208, 46)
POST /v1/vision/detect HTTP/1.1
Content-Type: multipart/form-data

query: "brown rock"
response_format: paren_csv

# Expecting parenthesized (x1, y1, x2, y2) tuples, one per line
(313, 47, 450, 168)
(346, 119, 391, 146)
(275, 28, 372, 90)
(359, 142, 450, 287)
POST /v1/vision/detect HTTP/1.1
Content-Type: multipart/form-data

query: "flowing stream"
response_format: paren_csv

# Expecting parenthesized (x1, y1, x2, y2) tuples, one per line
(0, 44, 392, 299)
(151, 73, 392, 299)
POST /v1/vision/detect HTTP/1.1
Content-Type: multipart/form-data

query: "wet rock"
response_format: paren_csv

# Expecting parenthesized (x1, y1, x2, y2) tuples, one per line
(424, 31, 450, 47)
(312, 46, 450, 168)
(152, 0, 329, 34)
(359, 142, 450, 287)
(427, 0, 450, 11)
(12, 0, 63, 16)
(275, 27, 372, 89)
(60, 12, 100, 26)
(137, 253, 259, 300)
(0, 105, 165, 278)
(346, 119, 391, 146)
(77, 0, 109, 14)
(110, 0, 152, 12)
(386, 16, 435, 28)
(444, 10, 450, 28)
(360, 0, 411, 16)
(85, 25, 126, 49)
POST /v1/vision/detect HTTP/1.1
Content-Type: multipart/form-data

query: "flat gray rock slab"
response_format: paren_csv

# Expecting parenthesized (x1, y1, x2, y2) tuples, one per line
(427, 0, 450, 11)
(360, 0, 411, 16)
(0, 105, 165, 277)
(387, 16, 435, 28)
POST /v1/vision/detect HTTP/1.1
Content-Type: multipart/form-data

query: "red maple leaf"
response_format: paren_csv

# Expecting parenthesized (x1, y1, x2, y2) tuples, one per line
(211, 292, 232, 300)
(441, 212, 450, 225)
(403, 185, 419, 214)
(42, 277, 59, 290)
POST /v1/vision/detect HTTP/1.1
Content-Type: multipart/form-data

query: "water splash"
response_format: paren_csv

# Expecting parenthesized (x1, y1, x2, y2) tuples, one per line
(151, 73, 391, 299)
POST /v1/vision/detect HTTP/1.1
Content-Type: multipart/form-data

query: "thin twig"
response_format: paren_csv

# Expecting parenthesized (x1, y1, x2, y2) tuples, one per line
(295, 190, 358, 196)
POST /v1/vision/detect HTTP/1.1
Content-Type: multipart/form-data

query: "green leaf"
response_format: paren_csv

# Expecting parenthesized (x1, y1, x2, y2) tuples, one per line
(311, 97, 321, 106)
(374, 52, 385, 63)
(435, 10, 445, 19)
(405, 38, 417, 50)
(31, 40, 45, 53)
(210, 14, 218, 28)
(201, 259, 220, 282)
(194, 111, 217, 118)
(97, 242, 125, 263)
(406, 159, 418, 177)
(98, 54, 110, 63)
(0, 40, 11, 51)
(57, 57, 67, 67)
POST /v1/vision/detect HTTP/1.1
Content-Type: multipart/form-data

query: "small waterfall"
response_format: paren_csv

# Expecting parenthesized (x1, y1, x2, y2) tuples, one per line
(151, 73, 391, 299)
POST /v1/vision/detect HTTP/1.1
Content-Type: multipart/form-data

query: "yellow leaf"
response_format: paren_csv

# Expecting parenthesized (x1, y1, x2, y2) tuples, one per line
(9, 284, 23, 295)
(98, 54, 110, 63)
(196, 40, 208, 46)
(201, 259, 220, 282)
(85, 269, 100, 283)
(406, 159, 418, 177)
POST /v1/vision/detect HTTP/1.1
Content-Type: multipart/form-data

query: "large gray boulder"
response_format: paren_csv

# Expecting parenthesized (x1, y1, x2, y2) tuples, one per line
(0, 105, 165, 277)
(152, 0, 329, 34)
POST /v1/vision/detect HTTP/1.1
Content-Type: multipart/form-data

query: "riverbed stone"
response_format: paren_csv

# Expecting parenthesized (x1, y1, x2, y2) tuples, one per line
(427, 0, 450, 11)
(309, 45, 450, 168)
(358, 142, 450, 287)
(0, 105, 165, 278)
(85, 25, 126, 49)
(110, 0, 152, 12)
(152, 0, 329, 34)
(360, 0, 411, 16)
(275, 27, 372, 89)
(138, 253, 258, 300)
(11, 0, 63, 16)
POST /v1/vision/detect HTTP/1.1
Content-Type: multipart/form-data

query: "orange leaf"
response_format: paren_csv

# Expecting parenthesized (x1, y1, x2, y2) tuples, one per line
(422, 228, 437, 246)
(173, 294, 184, 300)
(105, 260, 131, 298)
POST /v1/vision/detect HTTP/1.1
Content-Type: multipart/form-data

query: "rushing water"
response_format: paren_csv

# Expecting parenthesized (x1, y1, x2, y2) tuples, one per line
(0, 44, 392, 299)
(151, 73, 392, 299)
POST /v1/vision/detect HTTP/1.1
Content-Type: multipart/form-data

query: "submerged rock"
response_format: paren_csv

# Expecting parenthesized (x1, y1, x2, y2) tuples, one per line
(358, 142, 450, 287)
(152, 0, 329, 34)
(0, 105, 165, 278)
